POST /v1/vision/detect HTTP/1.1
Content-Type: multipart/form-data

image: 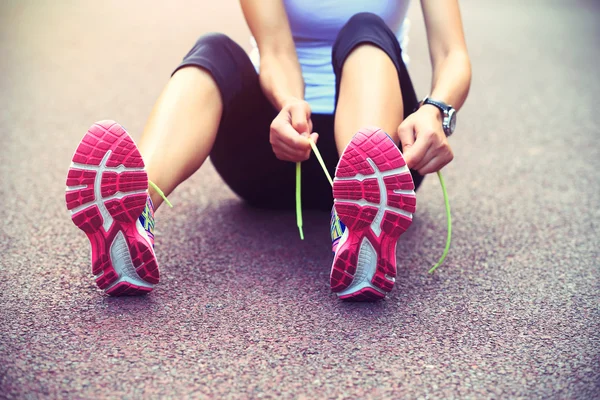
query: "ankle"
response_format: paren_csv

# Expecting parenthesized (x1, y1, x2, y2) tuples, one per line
(149, 190, 163, 211)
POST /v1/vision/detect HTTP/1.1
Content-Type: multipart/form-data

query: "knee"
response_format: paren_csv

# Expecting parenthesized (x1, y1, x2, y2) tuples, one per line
(193, 32, 237, 51)
(332, 12, 400, 73)
(181, 32, 249, 76)
(337, 12, 389, 42)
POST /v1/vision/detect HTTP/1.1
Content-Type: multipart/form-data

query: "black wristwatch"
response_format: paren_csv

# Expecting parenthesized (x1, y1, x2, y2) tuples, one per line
(421, 97, 457, 137)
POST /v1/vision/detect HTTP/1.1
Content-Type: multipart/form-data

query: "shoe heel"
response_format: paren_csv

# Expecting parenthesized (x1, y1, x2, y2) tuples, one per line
(331, 128, 417, 301)
(66, 121, 156, 296)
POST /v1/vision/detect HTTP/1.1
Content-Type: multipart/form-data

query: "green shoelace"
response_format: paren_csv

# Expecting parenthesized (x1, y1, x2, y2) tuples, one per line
(295, 140, 333, 241)
(429, 170, 451, 274)
(296, 139, 452, 274)
(148, 180, 173, 208)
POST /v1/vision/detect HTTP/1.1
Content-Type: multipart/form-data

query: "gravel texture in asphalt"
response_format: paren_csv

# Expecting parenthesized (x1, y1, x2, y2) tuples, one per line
(1, 0, 599, 398)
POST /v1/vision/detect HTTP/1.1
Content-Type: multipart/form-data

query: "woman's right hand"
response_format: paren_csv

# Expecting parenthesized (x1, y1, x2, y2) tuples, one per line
(269, 98, 319, 162)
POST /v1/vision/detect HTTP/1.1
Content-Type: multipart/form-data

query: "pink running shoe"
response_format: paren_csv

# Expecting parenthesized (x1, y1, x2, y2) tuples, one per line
(65, 121, 159, 296)
(330, 128, 416, 301)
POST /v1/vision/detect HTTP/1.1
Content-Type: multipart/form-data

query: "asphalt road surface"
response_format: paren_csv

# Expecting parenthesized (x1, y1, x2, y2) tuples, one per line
(1, 0, 599, 398)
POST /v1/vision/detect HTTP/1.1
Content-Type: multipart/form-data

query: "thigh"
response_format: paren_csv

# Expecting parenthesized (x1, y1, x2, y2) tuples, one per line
(212, 101, 296, 209)
(331, 12, 424, 190)
(174, 33, 297, 208)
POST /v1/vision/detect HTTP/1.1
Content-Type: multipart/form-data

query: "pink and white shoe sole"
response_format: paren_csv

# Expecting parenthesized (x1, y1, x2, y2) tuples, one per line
(65, 121, 159, 296)
(331, 128, 416, 301)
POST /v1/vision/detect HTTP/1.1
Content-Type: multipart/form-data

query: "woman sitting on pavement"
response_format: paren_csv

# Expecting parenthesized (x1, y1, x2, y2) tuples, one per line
(65, 0, 471, 300)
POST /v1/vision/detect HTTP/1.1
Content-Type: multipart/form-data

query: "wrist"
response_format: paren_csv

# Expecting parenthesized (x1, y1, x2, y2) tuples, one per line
(280, 96, 304, 110)
(420, 97, 457, 137)
(419, 103, 443, 123)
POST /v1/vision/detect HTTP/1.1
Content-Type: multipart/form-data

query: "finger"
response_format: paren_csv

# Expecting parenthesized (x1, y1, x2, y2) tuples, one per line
(291, 103, 310, 135)
(397, 120, 415, 156)
(273, 145, 307, 162)
(272, 136, 310, 160)
(274, 122, 312, 152)
(309, 132, 319, 145)
(417, 155, 446, 175)
(276, 152, 306, 163)
(299, 118, 314, 139)
(272, 139, 308, 156)
(405, 131, 432, 170)
(418, 148, 454, 175)
(413, 146, 437, 173)
(413, 133, 451, 171)
(413, 140, 443, 171)
(278, 149, 310, 162)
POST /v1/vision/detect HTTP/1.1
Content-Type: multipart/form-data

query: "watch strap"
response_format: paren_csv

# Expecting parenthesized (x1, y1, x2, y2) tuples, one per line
(422, 97, 450, 114)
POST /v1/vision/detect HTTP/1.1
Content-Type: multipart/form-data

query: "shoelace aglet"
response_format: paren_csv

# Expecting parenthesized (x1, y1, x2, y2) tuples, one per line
(429, 170, 452, 274)
(309, 139, 333, 187)
(148, 180, 173, 208)
(295, 162, 304, 240)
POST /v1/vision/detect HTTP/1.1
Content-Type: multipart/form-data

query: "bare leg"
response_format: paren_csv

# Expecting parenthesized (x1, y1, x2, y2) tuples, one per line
(334, 44, 404, 155)
(138, 67, 223, 209)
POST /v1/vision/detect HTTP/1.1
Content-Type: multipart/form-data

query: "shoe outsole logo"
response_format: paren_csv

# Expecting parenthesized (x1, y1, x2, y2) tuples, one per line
(65, 121, 159, 296)
(331, 128, 416, 301)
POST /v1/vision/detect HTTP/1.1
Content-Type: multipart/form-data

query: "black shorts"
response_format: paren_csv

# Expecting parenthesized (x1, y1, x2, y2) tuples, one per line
(173, 12, 423, 212)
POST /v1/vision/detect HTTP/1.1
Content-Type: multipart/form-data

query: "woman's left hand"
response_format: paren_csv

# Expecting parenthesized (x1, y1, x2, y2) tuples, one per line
(397, 105, 454, 175)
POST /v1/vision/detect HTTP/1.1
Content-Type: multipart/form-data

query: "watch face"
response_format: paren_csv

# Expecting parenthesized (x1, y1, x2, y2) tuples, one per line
(449, 109, 457, 134)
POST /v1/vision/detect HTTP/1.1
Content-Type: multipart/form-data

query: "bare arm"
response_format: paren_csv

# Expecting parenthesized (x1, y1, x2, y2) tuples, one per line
(398, 0, 471, 174)
(240, 0, 304, 110)
(240, 0, 317, 162)
(421, 0, 471, 110)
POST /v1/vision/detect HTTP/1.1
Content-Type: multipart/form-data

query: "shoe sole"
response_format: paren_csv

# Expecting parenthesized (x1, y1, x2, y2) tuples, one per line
(331, 128, 416, 301)
(65, 120, 159, 296)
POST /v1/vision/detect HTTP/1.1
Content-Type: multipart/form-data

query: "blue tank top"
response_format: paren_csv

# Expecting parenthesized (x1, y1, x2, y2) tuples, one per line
(250, 0, 411, 114)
